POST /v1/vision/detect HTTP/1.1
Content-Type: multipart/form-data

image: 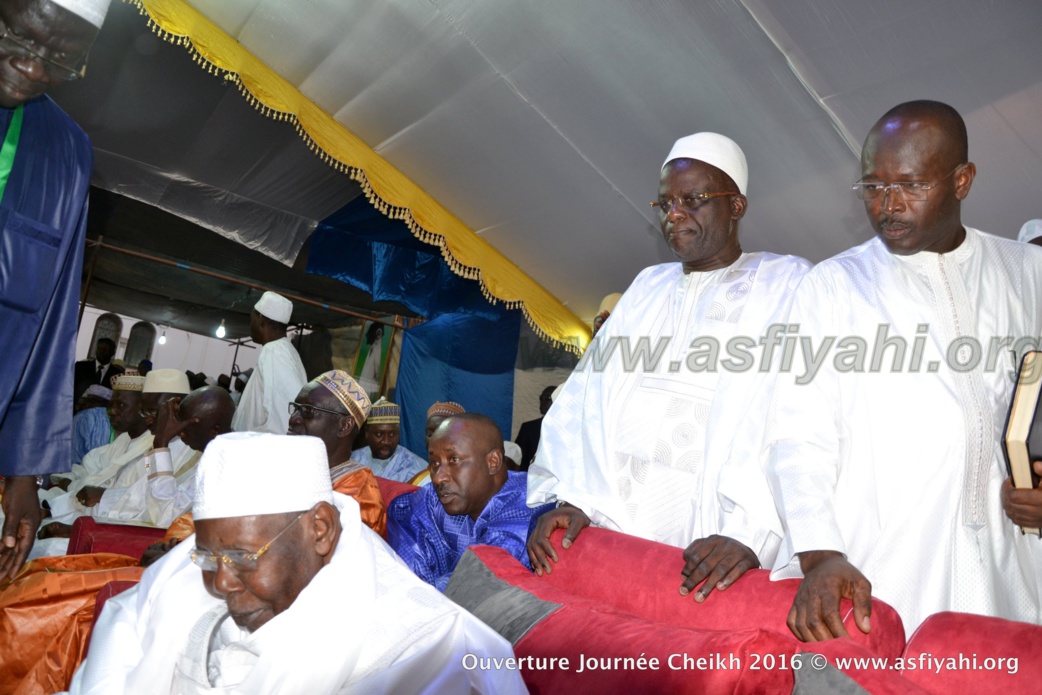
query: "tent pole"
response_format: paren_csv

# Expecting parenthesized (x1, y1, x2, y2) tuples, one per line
(86, 239, 408, 330)
(78, 234, 103, 329)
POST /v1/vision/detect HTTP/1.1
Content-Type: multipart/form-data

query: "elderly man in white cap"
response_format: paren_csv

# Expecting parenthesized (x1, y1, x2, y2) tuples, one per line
(0, 0, 114, 581)
(68, 432, 527, 695)
(353, 396, 428, 483)
(232, 290, 308, 435)
(527, 132, 810, 601)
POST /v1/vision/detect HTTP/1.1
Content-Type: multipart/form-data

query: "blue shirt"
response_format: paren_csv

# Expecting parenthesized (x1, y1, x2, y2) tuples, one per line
(387, 471, 553, 590)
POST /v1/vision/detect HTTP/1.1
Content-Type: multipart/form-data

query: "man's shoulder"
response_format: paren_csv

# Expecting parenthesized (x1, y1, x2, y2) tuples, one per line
(23, 96, 92, 158)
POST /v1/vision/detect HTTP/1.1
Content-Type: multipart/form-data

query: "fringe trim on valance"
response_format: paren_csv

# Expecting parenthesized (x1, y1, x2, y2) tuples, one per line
(126, 0, 589, 355)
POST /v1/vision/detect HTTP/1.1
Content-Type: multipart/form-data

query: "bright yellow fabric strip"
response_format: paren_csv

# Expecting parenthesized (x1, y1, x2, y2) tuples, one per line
(130, 0, 591, 352)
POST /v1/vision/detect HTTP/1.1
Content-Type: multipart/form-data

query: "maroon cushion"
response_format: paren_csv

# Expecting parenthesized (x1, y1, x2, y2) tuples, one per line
(67, 517, 166, 557)
(535, 527, 905, 657)
(901, 612, 1039, 694)
(375, 476, 418, 505)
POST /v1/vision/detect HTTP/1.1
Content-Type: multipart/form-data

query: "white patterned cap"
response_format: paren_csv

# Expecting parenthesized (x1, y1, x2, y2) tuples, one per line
(49, 0, 111, 28)
(193, 432, 332, 520)
(662, 132, 748, 195)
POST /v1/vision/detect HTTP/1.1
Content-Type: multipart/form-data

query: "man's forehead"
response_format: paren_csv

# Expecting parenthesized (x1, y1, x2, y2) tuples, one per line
(3, 0, 99, 48)
(297, 382, 330, 403)
(659, 158, 728, 188)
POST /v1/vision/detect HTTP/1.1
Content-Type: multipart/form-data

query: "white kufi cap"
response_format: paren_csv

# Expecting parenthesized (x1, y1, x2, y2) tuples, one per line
(143, 368, 190, 395)
(193, 432, 332, 520)
(1019, 219, 1042, 244)
(662, 132, 748, 195)
(49, 0, 111, 28)
(254, 291, 293, 324)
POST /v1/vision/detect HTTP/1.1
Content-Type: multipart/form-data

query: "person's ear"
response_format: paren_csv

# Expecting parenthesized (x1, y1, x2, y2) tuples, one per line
(953, 162, 975, 201)
(310, 502, 341, 558)
(338, 418, 356, 440)
(486, 448, 504, 476)
(731, 194, 748, 221)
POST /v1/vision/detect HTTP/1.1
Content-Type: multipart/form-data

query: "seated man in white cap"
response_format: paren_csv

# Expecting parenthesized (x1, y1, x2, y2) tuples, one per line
(68, 432, 527, 694)
(0, 0, 115, 581)
(38, 371, 191, 543)
(100, 385, 235, 528)
(289, 370, 387, 536)
(231, 291, 307, 435)
(37, 375, 151, 544)
(389, 413, 553, 591)
(527, 132, 810, 602)
(353, 396, 428, 483)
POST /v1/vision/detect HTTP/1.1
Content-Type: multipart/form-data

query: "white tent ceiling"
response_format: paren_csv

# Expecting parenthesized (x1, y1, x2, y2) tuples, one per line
(56, 0, 1042, 324)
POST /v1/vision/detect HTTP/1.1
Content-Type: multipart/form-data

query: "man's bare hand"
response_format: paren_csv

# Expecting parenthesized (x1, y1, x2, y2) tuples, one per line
(1001, 461, 1042, 529)
(0, 476, 42, 580)
(526, 504, 591, 576)
(140, 538, 181, 567)
(788, 550, 872, 642)
(76, 485, 106, 508)
(153, 398, 194, 450)
(37, 521, 73, 540)
(679, 535, 758, 602)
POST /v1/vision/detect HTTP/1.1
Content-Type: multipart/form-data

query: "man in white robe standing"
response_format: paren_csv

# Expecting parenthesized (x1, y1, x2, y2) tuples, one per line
(527, 133, 810, 601)
(766, 100, 1042, 640)
(67, 432, 527, 695)
(231, 291, 307, 435)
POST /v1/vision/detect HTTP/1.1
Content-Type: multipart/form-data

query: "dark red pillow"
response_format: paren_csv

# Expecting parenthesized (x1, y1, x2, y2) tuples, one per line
(901, 612, 1039, 694)
(534, 527, 905, 657)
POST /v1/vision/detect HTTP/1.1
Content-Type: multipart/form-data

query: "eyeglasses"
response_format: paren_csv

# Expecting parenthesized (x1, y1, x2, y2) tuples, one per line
(288, 401, 349, 420)
(851, 164, 963, 202)
(190, 509, 307, 573)
(0, 22, 87, 82)
(138, 409, 158, 420)
(650, 191, 738, 216)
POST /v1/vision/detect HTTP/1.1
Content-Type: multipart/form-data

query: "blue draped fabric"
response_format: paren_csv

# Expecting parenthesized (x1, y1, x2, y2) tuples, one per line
(396, 311, 520, 456)
(0, 96, 92, 476)
(386, 471, 552, 590)
(306, 198, 502, 321)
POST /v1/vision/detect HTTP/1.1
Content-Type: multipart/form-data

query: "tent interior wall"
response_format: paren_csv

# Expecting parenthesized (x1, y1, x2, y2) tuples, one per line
(57, 0, 1042, 439)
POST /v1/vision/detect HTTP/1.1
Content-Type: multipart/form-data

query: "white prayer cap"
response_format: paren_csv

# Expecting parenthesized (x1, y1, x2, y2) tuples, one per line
(503, 441, 522, 464)
(193, 432, 332, 521)
(254, 291, 293, 324)
(1019, 219, 1042, 244)
(49, 0, 111, 28)
(661, 132, 748, 195)
(143, 369, 190, 395)
(84, 384, 112, 401)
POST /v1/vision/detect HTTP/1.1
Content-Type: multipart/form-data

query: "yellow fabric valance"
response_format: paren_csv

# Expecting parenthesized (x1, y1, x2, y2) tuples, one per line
(127, 0, 590, 353)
